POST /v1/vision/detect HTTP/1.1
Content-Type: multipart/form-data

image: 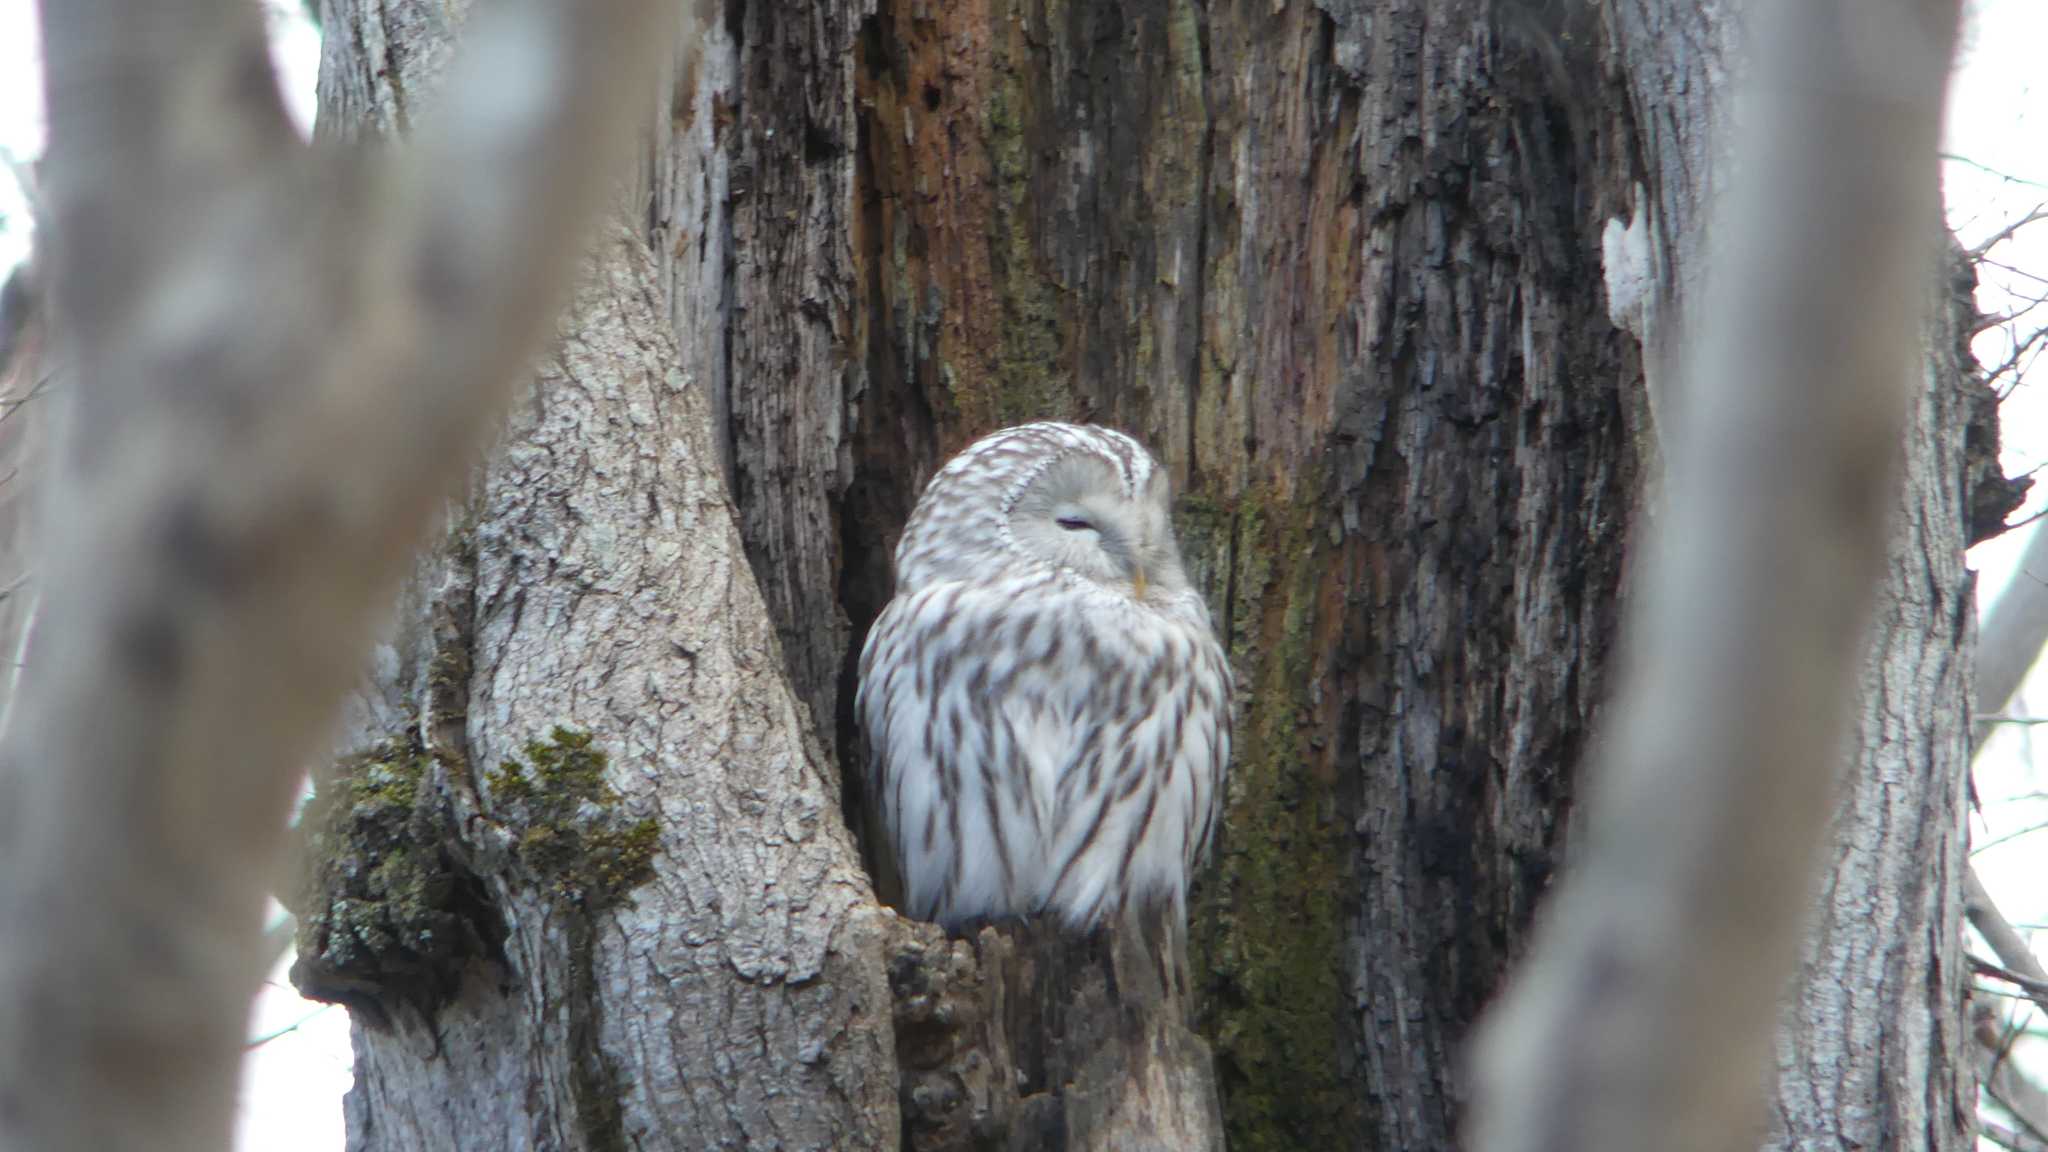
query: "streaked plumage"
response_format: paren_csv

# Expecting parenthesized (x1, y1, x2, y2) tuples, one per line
(856, 422, 1232, 928)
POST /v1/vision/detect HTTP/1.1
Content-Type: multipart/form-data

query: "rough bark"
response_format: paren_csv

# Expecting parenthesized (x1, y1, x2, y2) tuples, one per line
(295, 4, 901, 1142)
(299, 227, 898, 1152)
(1759, 243, 1978, 1152)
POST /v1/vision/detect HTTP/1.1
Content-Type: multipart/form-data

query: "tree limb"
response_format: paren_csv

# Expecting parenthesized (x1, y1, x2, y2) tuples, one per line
(1979, 1002, 2048, 1146)
(1469, 2, 1963, 1150)
(1970, 870, 2048, 1010)
(1979, 524, 2048, 739)
(0, 2, 681, 1151)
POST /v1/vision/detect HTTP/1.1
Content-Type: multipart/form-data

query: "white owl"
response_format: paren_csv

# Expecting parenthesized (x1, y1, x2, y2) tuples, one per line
(856, 422, 1232, 928)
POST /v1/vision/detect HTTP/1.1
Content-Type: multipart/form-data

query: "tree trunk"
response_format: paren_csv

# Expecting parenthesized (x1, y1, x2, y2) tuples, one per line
(1607, 6, 1979, 1146)
(1762, 244, 1979, 1152)
(293, 2, 1984, 1150)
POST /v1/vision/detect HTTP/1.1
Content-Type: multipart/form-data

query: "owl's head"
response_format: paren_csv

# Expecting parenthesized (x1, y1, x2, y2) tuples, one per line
(893, 422, 1195, 602)
(1007, 448, 1186, 600)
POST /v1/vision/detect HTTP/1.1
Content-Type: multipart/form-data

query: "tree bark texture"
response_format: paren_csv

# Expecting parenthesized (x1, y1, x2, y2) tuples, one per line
(829, 4, 1645, 1147)
(295, 1, 1985, 1150)
(1763, 246, 1980, 1152)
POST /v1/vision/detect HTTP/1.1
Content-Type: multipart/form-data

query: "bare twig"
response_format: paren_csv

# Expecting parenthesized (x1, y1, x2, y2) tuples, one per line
(1973, 820, 2048, 856)
(1979, 997, 2048, 1141)
(1469, 2, 1961, 1150)
(1976, 955, 2048, 1005)
(1945, 153, 2048, 190)
(1985, 323, 2048, 392)
(1969, 870, 2048, 1002)
(244, 1006, 332, 1051)
(1971, 205, 2048, 259)
(1979, 255, 2048, 289)
(1985, 1117, 2048, 1152)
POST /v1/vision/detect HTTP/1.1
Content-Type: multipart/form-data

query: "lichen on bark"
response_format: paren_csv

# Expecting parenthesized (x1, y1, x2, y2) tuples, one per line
(289, 739, 504, 1030)
(481, 727, 661, 905)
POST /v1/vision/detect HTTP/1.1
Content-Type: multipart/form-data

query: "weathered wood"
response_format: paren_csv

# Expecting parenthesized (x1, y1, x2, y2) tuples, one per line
(889, 907, 1222, 1152)
(723, 0, 871, 741)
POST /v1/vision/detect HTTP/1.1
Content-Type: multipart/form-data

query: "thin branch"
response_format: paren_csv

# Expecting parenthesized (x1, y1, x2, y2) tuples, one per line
(1979, 255, 2048, 290)
(1972, 290, 2048, 336)
(1970, 870, 2048, 1012)
(1971, 205, 2048, 259)
(1974, 820, 2048, 856)
(1976, 955, 2048, 1005)
(1985, 1117, 2048, 1152)
(244, 1005, 332, 1051)
(1985, 324, 2048, 392)
(1945, 152, 2048, 190)
(1976, 999, 2048, 1147)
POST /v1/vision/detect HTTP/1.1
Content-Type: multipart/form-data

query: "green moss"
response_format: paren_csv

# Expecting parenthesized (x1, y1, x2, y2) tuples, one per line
(1191, 478, 1356, 1152)
(485, 727, 657, 1152)
(289, 740, 499, 1026)
(485, 727, 660, 907)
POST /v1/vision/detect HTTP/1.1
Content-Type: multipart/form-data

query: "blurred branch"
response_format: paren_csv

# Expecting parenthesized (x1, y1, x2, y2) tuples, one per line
(1469, 1, 1961, 1150)
(1980, 999, 2048, 1152)
(1970, 870, 2048, 1011)
(0, 3, 685, 1152)
(1976, 526, 2048, 748)
(1986, 1117, 2048, 1152)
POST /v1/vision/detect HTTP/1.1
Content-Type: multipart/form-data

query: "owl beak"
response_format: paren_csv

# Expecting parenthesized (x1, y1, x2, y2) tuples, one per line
(1132, 565, 1149, 600)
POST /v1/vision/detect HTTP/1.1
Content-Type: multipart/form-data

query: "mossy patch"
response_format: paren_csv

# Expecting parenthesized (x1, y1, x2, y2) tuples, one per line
(289, 739, 503, 1028)
(483, 727, 660, 906)
(484, 727, 659, 1152)
(1191, 478, 1356, 1152)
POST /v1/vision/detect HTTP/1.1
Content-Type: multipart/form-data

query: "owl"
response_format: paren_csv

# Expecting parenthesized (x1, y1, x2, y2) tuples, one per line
(856, 422, 1232, 929)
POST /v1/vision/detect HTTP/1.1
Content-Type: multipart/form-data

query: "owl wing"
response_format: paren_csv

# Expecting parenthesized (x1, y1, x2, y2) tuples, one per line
(857, 578, 1065, 924)
(1038, 589, 1232, 926)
